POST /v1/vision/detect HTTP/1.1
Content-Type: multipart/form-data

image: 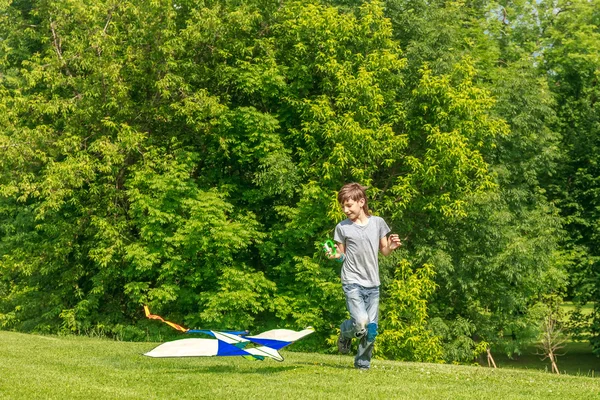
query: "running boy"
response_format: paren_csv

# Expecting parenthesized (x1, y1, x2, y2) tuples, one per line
(327, 183, 401, 370)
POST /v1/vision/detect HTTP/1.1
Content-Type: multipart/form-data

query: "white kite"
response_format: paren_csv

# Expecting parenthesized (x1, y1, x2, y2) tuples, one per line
(143, 306, 314, 361)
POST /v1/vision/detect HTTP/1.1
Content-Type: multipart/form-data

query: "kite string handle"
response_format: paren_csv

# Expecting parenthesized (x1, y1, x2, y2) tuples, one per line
(322, 239, 337, 256)
(322, 239, 345, 263)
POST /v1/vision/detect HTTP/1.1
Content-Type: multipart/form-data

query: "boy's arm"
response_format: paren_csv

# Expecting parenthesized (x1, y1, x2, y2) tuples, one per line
(380, 234, 401, 256)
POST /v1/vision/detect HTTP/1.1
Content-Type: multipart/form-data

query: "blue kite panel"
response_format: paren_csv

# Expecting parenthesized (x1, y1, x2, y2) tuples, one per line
(216, 340, 253, 357)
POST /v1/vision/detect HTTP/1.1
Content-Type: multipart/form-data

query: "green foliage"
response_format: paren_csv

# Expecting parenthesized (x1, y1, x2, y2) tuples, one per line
(538, 0, 600, 354)
(0, 0, 275, 334)
(380, 58, 506, 227)
(426, 189, 567, 356)
(377, 0, 568, 361)
(377, 260, 444, 362)
(565, 306, 593, 342)
(429, 316, 488, 365)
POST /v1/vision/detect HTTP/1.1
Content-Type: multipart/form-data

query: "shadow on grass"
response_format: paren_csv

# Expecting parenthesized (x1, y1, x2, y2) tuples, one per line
(294, 359, 363, 370)
(154, 363, 298, 374)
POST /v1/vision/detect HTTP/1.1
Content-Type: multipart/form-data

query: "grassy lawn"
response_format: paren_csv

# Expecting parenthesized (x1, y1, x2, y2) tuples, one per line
(1, 331, 600, 399)
(561, 301, 595, 315)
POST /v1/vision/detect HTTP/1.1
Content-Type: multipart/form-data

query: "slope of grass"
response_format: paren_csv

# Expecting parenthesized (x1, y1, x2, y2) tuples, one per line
(1, 331, 599, 400)
(561, 302, 594, 315)
(493, 341, 599, 377)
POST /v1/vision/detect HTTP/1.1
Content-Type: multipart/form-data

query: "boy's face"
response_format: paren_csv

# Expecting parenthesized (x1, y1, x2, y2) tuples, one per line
(341, 198, 365, 221)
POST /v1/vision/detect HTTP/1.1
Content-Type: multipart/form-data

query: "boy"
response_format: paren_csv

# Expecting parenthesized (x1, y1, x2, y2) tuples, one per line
(327, 183, 401, 370)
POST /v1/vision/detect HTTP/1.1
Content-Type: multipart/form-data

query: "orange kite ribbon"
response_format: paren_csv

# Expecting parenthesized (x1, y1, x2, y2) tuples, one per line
(144, 305, 189, 332)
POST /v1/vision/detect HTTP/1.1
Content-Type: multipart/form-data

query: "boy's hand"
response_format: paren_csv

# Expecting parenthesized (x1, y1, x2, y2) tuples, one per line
(380, 234, 400, 256)
(323, 240, 337, 258)
(326, 245, 342, 260)
(389, 234, 402, 250)
(329, 249, 345, 263)
(324, 241, 345, 262)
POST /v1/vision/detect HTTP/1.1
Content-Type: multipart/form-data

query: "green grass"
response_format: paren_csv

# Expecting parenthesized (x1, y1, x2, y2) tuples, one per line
(561, 302, 594, 315)
(1, 332, 599, 399)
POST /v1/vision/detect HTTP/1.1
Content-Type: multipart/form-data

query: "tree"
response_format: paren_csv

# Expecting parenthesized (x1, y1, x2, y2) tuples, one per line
(539, 0, 600, 355)
(0, 0, 275, 337)
(377, 0, 567, 361)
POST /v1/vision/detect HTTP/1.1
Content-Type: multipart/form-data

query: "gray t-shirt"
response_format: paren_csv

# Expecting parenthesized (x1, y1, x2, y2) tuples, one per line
(334, 215, 390, 287)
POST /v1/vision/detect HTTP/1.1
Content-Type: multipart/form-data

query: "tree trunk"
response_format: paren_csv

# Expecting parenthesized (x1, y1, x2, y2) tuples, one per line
(486, 348, 497, 368)
(550, 351, 560, 375)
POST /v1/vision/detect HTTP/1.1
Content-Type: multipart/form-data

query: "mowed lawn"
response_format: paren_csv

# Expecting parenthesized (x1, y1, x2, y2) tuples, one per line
(1, 331, 599, 400)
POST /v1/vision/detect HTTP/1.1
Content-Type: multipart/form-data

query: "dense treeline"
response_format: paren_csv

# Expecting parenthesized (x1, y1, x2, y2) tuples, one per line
(0, 0, 598, 363)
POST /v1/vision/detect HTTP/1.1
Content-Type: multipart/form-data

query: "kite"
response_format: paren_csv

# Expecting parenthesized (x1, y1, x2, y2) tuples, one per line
(143, 306, 314, 361)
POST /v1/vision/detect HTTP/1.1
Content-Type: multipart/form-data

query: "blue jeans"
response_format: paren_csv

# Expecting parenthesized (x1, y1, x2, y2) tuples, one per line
(340, 283, 379, 369)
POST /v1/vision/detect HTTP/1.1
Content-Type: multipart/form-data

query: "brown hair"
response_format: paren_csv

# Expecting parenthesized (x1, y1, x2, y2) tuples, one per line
(337, 183, 371, 215)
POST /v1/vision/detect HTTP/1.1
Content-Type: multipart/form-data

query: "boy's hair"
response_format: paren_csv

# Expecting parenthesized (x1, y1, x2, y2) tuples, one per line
(338, 183, 371, 215)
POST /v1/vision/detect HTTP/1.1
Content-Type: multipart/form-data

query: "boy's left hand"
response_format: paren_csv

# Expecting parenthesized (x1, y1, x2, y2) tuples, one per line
(389, 234, 401, 250)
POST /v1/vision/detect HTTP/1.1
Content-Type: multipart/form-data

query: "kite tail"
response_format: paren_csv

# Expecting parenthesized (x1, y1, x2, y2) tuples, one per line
(144, 306, 189, 333)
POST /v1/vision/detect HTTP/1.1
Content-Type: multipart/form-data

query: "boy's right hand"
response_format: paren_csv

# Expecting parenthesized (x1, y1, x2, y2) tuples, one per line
(323, 240, 344, 261)
(322, 240, 337, 257)
(327, 249, 342, 260)
(329, 247, 345, 263)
